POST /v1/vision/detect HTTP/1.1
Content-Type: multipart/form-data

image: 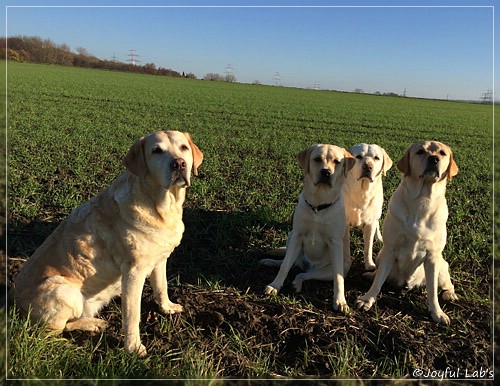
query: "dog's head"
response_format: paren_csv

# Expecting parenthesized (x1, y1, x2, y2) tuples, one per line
(124, 130, 203, 188)
(397, 141, 458, 182)
(297, 144, 355, 187)
(349, 143, 393, 182)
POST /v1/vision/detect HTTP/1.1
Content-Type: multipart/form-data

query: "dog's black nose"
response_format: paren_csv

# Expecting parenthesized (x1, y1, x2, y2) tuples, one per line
(173, 158, 186, 170)
(320, 169, 331, 177)
(428, 156, 439, 165)
(363, 163, 373, 171)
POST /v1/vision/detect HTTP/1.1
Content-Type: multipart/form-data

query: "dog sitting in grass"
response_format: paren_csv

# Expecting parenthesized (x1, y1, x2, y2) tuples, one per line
(343, 143, 393, 271)
(13, 131, 203, 356)
(260, 144, 355, 312)
(356, 141, 458, 324)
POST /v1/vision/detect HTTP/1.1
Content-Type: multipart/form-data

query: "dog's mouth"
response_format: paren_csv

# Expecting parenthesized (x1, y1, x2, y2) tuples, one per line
(170, 171, 190, 187)
(357, 172, 374, 183)
(419, 168, 440, 181)
(316, 175, 332, 186)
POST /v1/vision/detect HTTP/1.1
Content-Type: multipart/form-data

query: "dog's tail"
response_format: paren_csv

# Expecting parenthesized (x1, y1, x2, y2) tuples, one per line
(260, 247, 287, 267)
(265, 247, 286, 257)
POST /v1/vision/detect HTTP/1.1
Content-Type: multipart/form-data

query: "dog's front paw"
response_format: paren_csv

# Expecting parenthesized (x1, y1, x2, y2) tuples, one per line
(442, 290, 458, 302)
(430, 310, 451, 325)
(264, 285, 279, 296)
(126, 341, 147, 357)
(333, 300, 350, 314)
(364, 261, 377, 271)
(161, 301, 183, 314)
(356, 295, 375, 311)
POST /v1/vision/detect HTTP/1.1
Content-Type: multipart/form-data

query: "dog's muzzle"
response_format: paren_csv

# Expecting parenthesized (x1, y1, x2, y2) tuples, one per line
(358, 162, 374, 182)
(171, 157, 190, 187)
(318, 168, 332, 185)
(420, 155, 440, 179)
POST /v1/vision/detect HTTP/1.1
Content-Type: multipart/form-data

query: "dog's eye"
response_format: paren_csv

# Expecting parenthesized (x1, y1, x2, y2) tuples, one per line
(439, 150, 446, 156)
(416, 149, 425, 155)
(180, 144, 189, 152)
(152, 146, 164, 154)
(374, 156, 380, 161)
(314, 157, 322, 163)
(356, 155, 363, 159)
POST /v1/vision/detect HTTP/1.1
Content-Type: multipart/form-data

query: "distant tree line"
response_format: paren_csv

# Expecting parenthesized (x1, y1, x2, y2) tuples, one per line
(1, 36, 197, 79)
(203, 73, 237, 82)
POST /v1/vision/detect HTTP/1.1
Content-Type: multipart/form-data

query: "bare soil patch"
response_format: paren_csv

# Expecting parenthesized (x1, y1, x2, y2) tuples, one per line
(5, 252, 493, 379)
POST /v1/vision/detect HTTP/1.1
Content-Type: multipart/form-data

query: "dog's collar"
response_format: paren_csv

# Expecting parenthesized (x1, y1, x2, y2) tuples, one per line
(305, 199, 334, 214)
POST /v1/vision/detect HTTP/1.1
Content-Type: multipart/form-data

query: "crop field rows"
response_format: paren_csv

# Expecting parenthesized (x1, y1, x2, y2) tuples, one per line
(3, 62, 494, 380)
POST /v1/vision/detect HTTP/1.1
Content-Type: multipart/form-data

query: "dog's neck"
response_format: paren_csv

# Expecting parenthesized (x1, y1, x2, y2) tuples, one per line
(402, 175, 448, 201)
(302, 177, 342, 209)
(131, 174, 186, 221)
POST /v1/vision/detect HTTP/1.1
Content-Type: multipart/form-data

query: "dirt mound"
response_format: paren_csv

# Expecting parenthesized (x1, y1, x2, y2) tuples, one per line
(5, 256, 493, 379)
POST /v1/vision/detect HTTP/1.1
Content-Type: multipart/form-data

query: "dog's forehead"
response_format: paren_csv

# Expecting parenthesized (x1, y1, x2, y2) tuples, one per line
(145, 131, 187, 148)
(144, 131, 170, 146)
(417, 141, 447, 153)
(350, 143, 381, 158)
(311, 144, 343, 159)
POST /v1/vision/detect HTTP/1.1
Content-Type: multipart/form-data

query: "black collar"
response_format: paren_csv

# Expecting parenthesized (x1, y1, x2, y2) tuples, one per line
(305, 199, 333, 214)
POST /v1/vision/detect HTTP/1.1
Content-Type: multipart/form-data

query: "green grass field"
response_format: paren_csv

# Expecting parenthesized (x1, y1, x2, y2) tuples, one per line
(4, 61, 494, 381)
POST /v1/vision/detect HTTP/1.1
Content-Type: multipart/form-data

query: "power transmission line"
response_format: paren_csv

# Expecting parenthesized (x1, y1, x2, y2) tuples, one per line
(127, 49, 141, 65)
(480, 89, 492, 104)
(274, 72, 280, 86)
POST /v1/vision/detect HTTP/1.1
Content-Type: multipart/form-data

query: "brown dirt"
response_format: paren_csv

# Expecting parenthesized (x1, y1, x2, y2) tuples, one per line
(4, 252, 494, 379)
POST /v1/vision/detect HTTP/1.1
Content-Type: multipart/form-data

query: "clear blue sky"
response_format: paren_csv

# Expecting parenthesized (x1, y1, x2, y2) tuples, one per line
(3, 1, 495, 101)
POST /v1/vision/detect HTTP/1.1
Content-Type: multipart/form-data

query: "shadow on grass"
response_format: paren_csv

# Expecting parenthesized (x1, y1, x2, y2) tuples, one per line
(6, 207, 291, 293)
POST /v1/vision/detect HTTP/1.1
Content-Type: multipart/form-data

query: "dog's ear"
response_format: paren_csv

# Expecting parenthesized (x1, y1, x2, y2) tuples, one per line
(381, 147, 393, 176)
(183, 132, 204, 176)
(446, 149, 459, 180)
(396, 146, 412, 176)
(297, 147, 311, 174)
(124, 136, 147, 178)
(342, 150, 356, 177)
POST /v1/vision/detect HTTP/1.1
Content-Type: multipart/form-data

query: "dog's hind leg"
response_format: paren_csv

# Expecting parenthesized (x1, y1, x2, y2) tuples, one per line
(264, 232, 303, 295)
(356, 247, 394, 311)
(29, 278, 103, 334)
(292, 267, 333, 293)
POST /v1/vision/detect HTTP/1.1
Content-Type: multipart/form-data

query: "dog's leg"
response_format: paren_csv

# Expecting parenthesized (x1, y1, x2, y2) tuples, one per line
(292, 267, 333, 293)
(363, 223, 377, 270)
(149, 260, 183, 314)
(356, 247, 394, 311)
(424, 255, 451, 325)
(375, 221, 383, 243)
(438, 259, 458, 302)
(264, 232, 302, 295)
(343, 224, 352, 275)
(65, 317, 108, 332)
(27, 279, 107, 334)
(121, 266, 147, 357)
(328, 237, 349, 313)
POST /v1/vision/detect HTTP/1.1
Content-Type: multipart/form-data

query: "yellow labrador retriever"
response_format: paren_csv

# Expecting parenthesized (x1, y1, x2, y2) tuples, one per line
(343, 144, 393, 270)
(356, 141, 458, 324)
(13, 130, 203, 356)
(260, 144, 355, 312)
